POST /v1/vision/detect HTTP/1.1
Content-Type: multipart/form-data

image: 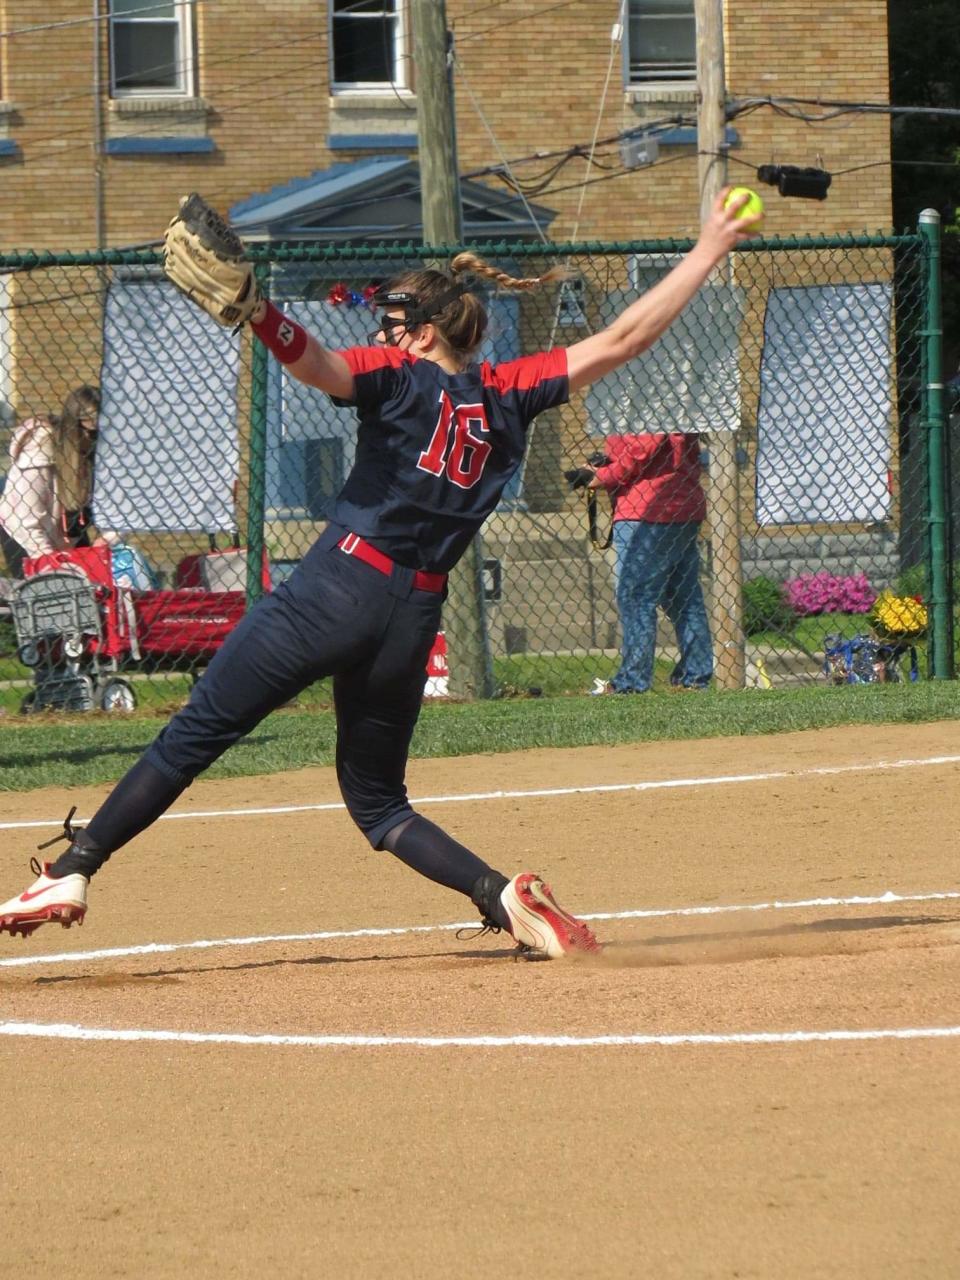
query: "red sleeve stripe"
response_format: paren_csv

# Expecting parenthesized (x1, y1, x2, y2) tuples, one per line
(482, 347, 568, 392)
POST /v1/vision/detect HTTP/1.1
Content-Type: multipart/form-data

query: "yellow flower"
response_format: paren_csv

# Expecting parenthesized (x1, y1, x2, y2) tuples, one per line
(870, 591, 927, 636)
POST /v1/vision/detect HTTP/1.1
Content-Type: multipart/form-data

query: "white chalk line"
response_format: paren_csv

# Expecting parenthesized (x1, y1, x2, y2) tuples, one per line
(3, 752, 960, 833)
(2, 1020, 959, 1050)
(2, 887, 958, 969)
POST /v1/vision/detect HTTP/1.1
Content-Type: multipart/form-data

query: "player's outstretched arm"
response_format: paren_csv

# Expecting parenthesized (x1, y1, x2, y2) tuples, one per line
(162, 193, 355, 400)
(247, 299, 355, 400)
(565, 189, 760, 393)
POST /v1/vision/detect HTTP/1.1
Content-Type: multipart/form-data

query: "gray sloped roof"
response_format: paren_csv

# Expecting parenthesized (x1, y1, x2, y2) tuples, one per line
(229, 157, 555, 243)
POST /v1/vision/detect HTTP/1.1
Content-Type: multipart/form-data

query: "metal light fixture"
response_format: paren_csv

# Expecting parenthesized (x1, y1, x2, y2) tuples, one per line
(757, 164, 832, 200)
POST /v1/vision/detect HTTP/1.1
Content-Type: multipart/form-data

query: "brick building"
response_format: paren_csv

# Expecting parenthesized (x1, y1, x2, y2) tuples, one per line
(0, 3, 902, 675)
(0, 1, 890, 251)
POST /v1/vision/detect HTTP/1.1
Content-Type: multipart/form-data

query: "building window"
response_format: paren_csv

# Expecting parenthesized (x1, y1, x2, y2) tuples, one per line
(626, 0, 696, 86)
(110, 1, 196, 97)
(330, 0, 408, 93)
(628, 252, 683, 293)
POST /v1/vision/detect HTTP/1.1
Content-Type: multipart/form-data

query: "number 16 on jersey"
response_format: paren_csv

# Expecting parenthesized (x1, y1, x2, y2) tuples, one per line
(417, 390, 492, 490)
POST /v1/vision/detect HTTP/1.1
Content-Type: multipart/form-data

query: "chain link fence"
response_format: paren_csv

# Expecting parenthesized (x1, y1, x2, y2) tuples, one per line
(0, 226, 948, 712)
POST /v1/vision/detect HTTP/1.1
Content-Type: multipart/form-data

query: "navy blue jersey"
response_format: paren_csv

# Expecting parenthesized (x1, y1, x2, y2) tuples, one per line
(327, 347, 568, 572)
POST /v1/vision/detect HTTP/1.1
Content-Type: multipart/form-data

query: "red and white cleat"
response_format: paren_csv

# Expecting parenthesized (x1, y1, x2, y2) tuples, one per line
(0, 857, 88, 938)
(500, 872, 602, 959)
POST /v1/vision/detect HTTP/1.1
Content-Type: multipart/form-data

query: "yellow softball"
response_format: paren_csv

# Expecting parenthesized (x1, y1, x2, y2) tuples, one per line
(724, 186, 764, 223)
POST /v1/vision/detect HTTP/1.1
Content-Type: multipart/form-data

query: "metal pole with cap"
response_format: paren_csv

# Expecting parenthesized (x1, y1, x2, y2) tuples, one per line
(919, 207, 953, 677)
(695, 0, 746, 689)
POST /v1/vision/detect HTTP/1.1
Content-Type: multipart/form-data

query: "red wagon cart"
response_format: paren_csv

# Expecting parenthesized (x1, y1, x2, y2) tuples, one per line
(13, 545, 257, 713)
(12, 545, 448, 712)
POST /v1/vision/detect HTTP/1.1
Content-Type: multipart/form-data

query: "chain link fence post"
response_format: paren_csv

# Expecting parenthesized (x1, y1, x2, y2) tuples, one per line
(245, 265, 270, 609)
(919, 209, 953, 678)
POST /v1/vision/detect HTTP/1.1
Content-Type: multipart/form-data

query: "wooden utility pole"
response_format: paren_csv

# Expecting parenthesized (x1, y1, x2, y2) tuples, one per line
(411, 0, 494, 699)
(695, 0, 745, 689)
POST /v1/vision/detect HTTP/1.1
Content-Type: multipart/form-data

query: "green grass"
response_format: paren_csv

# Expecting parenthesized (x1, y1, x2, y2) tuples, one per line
(749, 613, 874, 652)
(494, 652, 618, 697)
(0, 615, 953, 791)
(0, 652, 617, 718)
(0, 680, 958, 792)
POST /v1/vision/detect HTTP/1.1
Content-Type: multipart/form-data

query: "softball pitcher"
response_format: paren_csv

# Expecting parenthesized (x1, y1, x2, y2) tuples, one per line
(0, 189, 759, 958)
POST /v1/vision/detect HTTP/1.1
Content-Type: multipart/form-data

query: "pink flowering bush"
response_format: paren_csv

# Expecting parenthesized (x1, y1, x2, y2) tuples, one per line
(783, 572, 875, 616)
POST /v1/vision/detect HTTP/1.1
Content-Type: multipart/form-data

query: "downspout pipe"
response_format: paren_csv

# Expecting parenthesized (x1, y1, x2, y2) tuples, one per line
(93, 0, 105, 249)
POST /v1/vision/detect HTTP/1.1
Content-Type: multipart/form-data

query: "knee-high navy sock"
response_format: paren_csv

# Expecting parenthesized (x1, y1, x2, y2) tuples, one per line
(50, 757, 187, 878)
(381, 815, 510, 929)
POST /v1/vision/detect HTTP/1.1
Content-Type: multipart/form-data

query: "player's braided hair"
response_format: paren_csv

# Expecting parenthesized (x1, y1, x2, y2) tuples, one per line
(383, 253, 567, 367)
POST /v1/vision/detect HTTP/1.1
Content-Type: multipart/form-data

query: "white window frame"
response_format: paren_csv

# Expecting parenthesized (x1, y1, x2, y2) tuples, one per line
(628, 251, 683, 294)
(109, 1, 196, 99)
(329, 0, 409, 96)
(625, 0, 696, 89)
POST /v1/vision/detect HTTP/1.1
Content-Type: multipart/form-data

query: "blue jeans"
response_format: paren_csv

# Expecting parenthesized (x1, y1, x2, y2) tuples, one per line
(610, 521, 713, 692)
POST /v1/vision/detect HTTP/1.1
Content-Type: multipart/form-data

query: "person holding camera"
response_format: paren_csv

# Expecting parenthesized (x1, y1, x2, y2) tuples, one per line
(0, 385, 102, 577)
(566, 432, 713, 693)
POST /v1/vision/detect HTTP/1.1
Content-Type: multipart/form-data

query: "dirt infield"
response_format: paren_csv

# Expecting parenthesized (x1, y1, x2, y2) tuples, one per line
(2, 720, 960, 1278)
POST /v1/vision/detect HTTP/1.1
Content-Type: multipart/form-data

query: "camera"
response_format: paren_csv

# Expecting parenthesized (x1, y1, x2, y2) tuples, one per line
(563, 450, 610, 490)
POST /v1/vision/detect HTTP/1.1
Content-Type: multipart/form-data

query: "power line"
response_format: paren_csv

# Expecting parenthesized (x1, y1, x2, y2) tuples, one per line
(452, 51, 552, 245)
(456, 0, 516, 21)
(0, 0, 385, 41)
(108, 148, 695, 253)
(458, 0, 586, 43)
(217, 147, 696, 246)
(461, 116, 690, 183)
(20, 96, 688, 222)
(182, 111, 694, 243)
(21, 88, 926, 247)
(566, 2, 626, 244)
(702, 150, 960, 179)
(0, 0, 218, 41)
(7, 132, 891, 282)
(11, 22, 947, 243)
(730, 95, 960, 123)
(314, 149, 698, 242)
(11, 125, 636, 251)
(831, 157, 960, 176)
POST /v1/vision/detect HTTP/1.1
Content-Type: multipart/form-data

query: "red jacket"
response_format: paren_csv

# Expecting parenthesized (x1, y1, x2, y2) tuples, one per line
(593, 433, 706, 524)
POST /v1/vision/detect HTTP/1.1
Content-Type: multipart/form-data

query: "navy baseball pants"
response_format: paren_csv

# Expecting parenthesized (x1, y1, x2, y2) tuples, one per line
(51, 534, 507, 922)
(143, 534, 443, 847)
